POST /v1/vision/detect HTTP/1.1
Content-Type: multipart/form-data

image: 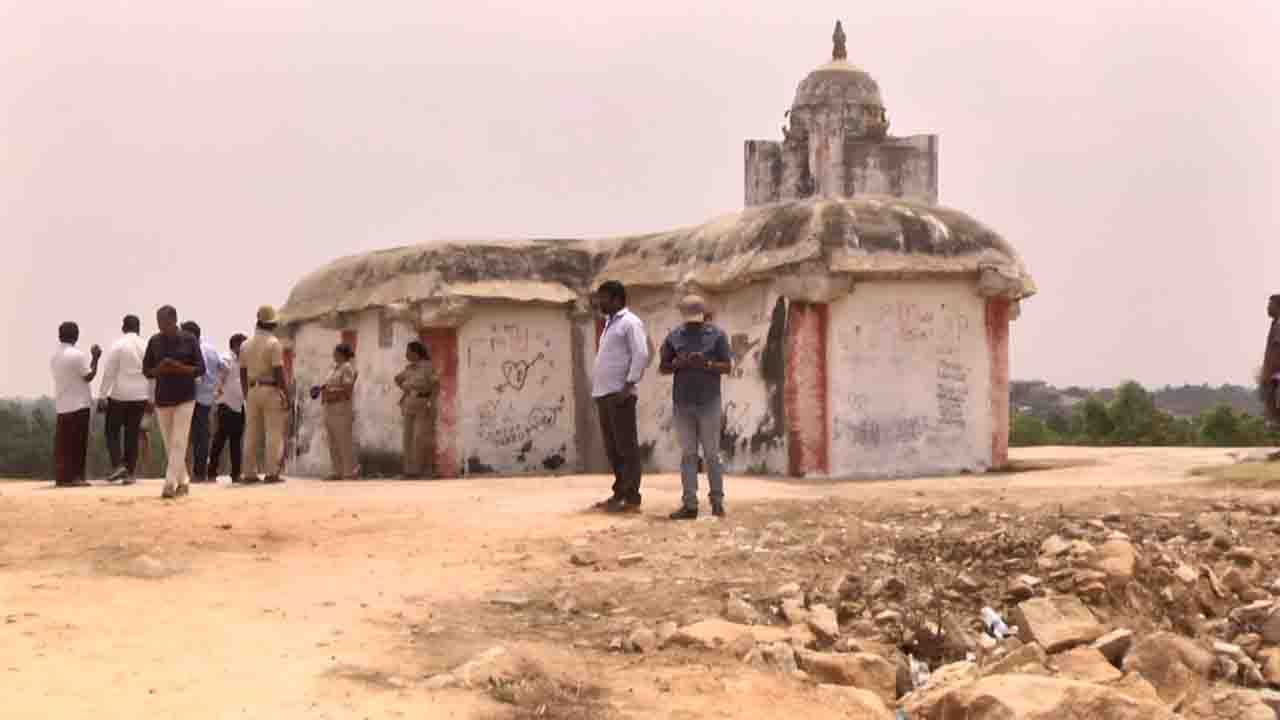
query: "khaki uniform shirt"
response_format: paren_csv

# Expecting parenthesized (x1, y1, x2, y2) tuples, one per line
(240, 329, 285, 384)
(322, 361, 358, 405)
(396, 359, 437, 413)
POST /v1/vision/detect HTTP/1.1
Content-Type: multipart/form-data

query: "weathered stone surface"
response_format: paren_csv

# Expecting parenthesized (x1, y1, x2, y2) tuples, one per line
(746, 641, 799, 674)
(1122, 632, 1215, 709)
(489, 593, 531, 609)
(724, 595, 762, 625)
(813, 685, 895, 719)
(1051, 646, 1123, 683)
(775, 582, 803, 600)
(807, 604, 840, 642)
(1262, 609, 1280, 646)
(901, 661, 979, 714)
(795, 650, 897, 705)
(781, 596, 810, 625)
(424, 646, 518, 690)
(1182, 689, 1276, 720)
(1040, 535, 1070, 557)
(1094, 539, 1138, 580)
(1091, 629, 1134, 668)
(625, 628, 658, 653)
(1012, 595, 1104, 652)
(1231, 600, 1275, 626)
(617, 552, 645, 567)
(569, 550, 597, 566)
(1106, 673, 1163, 705)
(983, 642, 1048, 677)
(1260, 648, 1280, 685)
(903, 674, 1175, 719)
(670, 620, 788, 650)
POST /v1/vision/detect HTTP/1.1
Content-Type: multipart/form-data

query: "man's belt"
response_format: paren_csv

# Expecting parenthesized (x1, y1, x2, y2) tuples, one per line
(415, 392, 431, 398)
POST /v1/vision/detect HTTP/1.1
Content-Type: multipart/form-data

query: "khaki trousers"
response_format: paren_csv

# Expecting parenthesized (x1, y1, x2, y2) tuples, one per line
(324, 401, 357, 477)
(244, 385, 288, 478)
(402, 405, 435, 477)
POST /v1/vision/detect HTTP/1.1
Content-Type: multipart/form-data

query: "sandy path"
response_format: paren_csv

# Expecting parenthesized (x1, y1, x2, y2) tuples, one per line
(0, 447, 1261, 719)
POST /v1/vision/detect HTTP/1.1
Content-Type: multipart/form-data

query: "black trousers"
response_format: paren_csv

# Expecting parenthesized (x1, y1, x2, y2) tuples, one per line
(209, 404, 245, 480)
(54, 408, 91, 485)
(105, 399, 147, 474)
(596, 393, 642, 503)
(189, 403, 212, 479)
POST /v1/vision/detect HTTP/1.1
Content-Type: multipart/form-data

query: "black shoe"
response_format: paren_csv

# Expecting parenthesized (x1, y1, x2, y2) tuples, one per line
(669, 507, 698, 521)
(604, 498, 641, 514)
(593, 496, 623, 511)
(262, 475, 285, 484)
(712, 504, 725, 518)
(234, 475, 261, 485)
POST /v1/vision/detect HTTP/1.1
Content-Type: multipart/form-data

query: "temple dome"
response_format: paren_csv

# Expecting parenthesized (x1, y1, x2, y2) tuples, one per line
(793, 60, 884, 110)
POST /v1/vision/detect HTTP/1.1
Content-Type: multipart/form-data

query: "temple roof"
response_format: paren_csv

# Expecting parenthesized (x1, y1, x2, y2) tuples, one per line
(278, 196, 1034, 326)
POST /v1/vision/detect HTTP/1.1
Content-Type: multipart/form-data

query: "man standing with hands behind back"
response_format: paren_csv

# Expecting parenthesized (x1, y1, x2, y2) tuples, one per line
(239, 306, 289, 485)
(659, 294, 732, 520)
(590, 280, 651, 514)
(50, 321, 101, 487)
(142, 305, 206, 499)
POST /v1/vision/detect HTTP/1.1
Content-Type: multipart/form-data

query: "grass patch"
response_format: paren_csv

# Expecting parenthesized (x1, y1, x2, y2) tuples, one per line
(1190, 460, 1280, 488)
(484, 660, 614, 720)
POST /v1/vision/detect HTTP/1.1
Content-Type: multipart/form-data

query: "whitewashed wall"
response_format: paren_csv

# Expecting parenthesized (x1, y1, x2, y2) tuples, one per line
(828, 279, 992, 478)
(457, 305, 576, 474)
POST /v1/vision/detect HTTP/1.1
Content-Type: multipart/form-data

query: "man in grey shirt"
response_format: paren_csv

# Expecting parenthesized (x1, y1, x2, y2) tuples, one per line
(591, 280, 651, 513)
(659, 294, 732, 519)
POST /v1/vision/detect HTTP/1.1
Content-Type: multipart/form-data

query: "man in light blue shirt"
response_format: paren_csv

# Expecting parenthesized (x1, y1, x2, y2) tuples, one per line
(591, 280, 651, 513)
(181, 321, 225, 483)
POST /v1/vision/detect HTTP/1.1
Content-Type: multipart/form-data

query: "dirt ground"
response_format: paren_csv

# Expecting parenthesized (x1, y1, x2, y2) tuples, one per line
(2, 446, 1276, 720)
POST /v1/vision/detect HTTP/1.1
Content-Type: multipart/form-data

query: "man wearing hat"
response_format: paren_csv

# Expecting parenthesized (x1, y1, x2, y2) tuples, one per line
(658, 294, 733, 519)
(238, 305, 290, 484)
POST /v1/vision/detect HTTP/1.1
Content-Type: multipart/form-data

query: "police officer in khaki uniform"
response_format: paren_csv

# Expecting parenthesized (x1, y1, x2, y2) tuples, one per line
(238, 305, 289, 484)
(394, 340, 437, 479)
(317, 343, 359, 480)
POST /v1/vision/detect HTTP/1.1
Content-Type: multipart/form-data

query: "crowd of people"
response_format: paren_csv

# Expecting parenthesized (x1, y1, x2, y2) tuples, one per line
(49, 281, 736, 519)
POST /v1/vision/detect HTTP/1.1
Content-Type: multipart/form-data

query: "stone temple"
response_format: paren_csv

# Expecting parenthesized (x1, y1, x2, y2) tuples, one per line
(277, 22, 1036, 479)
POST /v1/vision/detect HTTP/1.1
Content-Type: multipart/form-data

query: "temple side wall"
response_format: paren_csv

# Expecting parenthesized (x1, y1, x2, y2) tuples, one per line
(827, 279, 993, 478)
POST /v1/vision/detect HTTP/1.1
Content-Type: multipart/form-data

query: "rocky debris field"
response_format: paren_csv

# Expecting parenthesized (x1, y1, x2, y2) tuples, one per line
(425, 488, 1280, 718)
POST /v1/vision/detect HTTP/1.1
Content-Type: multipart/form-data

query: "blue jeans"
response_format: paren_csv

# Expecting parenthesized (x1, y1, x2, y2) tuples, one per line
(674, 402, 723, 509)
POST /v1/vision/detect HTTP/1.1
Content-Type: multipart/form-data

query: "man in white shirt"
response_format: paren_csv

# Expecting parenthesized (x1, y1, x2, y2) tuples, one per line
(208, 333, 247, 482)
(50, 321, 101, 487)
(590, 280, 651, 513)
(98, 314, 150, 484)
(181, 321, 225, 483)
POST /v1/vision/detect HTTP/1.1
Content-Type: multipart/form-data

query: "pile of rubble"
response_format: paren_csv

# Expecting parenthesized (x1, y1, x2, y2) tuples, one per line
(597, 503, 1280, 718)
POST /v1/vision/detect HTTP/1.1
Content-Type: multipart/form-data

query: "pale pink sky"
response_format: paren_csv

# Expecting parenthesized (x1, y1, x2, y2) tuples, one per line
(3, 0, 1278, 397)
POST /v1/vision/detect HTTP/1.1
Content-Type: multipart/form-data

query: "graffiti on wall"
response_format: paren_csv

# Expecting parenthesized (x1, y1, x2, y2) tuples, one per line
(477, 396, 566, 448)
(495, 352, 545, 393)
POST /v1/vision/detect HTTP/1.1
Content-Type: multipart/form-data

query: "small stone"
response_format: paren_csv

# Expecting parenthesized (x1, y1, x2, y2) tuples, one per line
(626, 628, 658, 654)
(1051, 646, 1123, 683)
(875, 610, 903, 625)
(1214, 641, 1248, 663)
(617, 552, 645, 567)
(608, 637, 623, 651)
(656, 621, 679, 647)
(569, 551, 598, 567)
(1260, 648, 1280, 685)
(780, 596, 809, 625)
(724, 595, 762, 625)
(954, 573, 982, 593)
(1213, 532, 1233, 551)
(1011, 595, 1104, 653)
(489, 593, 531, 609)
(1040, 535, 1071, 557)
(1237, 633, 1263, 658)
(775, 582, 802, 599)
(1227, 547, 1260, 565)
(807, 604, 840, 641)
(1017, 574, 1043, 589)
(1231, 601, 1275, 625)
(1175, 564, 1199, 584)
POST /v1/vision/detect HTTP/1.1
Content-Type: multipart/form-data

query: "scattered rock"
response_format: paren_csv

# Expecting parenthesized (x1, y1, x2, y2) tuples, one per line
(746, 642, 799, 674)
(1182, 689, 1275, 720)
(1260, 648, 1280, 685)
(670, 620, 788, 650)
(874, 610, 902, 626)
(656, 621, 679, 648)
(1011, 595, 1105, 652)
(1122, 631, 1215, 709)
(1231, 600, 1275, 626)
(489, 593, 531, 609)
(1175, 564, 1200, 584)
(954, 573, 982, 593)
(794, 650, 897, 706)
(813, 685, 894, 718)
(1262, 610, 1280, 646)
(625, 628, 658, 654)
(1228, 547, 1261, 565)
(775, 582, 803, 600)
(1091, 629, 1134, 668)
(780, 596, 809, 625)
(1040, 535, 1071, 557)
(617, 552, 645, 567)
(569, 550, 598, 567)
(1051, 646, 1124, 683)
(982, 641, 1047, 677)
(1094, 539, 1138, 581)
(424, 646, 515, 690)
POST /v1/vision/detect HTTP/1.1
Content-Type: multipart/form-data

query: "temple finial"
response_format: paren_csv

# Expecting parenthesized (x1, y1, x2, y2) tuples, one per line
(832, 20, 847, 61)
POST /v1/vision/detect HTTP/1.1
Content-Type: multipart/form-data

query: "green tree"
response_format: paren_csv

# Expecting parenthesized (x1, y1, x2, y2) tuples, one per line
(1078, 396, 1114, 443)
(1199, 404, 1245, 446)
(1010, 412, 1058, 447)
(1109, 381, 1157, 445)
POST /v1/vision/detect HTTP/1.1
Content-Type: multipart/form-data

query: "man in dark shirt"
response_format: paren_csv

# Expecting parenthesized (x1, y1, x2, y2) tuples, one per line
(142, 305, 206, 499)
(659, 295, 733, 519)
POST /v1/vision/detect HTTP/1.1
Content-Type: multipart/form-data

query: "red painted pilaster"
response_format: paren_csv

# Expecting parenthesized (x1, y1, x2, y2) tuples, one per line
(340, 329, 358, 353)
(420, 328, 460, 478)
(785, 302, 829, 477)
(985, 298, 1011, 469)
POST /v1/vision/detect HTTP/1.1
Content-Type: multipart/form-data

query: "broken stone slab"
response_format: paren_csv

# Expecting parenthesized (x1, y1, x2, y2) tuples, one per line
(1094, 539, 1138, 580)
(569, 550, 598, 567)
(1091, 628, 1134, 668)
(1106, 672, 1163, 705)
(1230, 600, 1275, 626)
(780, 596, 809, 626)
(1175, 564, 1200, 584)
(813, 685, 893, 718)
(774, 582, 803, 600)
(794, 650, 897, 706)
(655, 621, 679, 648)
(617, 552, 645, 567)
(1051, 646, 1124, 684)
(903, 673, 1175, 720)
(807, 604, 840, 642)
(423, 646, 515, 690)
(1260, 648, 1280, 685)
(1011, 595, 1105, 653)
(982, 641, 1048, 677)
(1040, 535, 1071, 557)
(724, 595, 762, 625)
(1122, 631, 1215, 709)
(1262, 609, 1280, 646)
(745, 641, 799, 674)
(669, 620, 789, 650)
(625, 628, 658, 654)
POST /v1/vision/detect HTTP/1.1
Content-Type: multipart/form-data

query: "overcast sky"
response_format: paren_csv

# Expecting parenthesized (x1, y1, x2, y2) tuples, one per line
(3, 0, 1277, 398)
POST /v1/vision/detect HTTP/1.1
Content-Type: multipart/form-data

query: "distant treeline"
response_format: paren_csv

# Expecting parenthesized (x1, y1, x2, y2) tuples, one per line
(0, 398, 167, 479)
(1010, 380, 1278, 447)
